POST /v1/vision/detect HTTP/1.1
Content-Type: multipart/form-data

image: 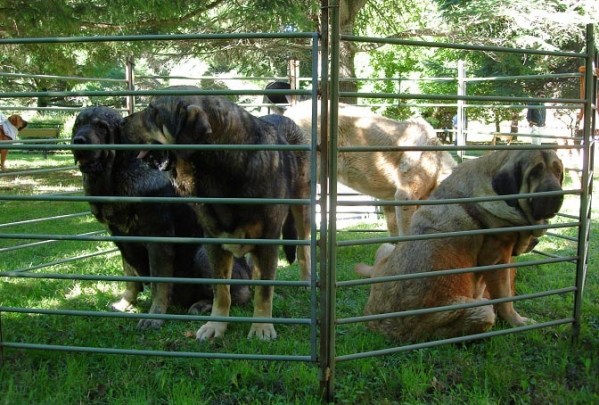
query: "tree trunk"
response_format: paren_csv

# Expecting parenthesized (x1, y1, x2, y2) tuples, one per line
(338, 0, 366, 104)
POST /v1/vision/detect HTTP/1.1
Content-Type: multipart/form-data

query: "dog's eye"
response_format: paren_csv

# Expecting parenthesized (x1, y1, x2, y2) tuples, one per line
(530, 162, 544, 177)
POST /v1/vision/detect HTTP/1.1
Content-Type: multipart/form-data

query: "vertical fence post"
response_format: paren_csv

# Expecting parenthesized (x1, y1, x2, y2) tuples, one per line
(125, 57, 135, 115)
(456, 60, 466, 161)
(572, 23, 596, 344)
(318, 0, 339, 401)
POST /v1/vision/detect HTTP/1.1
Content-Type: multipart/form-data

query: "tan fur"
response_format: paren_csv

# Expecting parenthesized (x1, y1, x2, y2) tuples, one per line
(355, 150, 564, 342)
(0, 114, 28, 171)
(284, 101, 456, 236)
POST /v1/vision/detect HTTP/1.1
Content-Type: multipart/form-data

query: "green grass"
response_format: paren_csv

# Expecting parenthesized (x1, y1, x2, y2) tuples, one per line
(1, 151, 598, 404)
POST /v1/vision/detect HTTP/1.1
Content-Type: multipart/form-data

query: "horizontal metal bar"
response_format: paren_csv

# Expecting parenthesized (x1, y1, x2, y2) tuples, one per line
(340, 287, 576, 325)
(0, 88, 313, 98)
(338, 221, 579, 247)
(0, 194, 311, 205)
(335, 318, 574, 362)
(338, 256, 578, 288)
(0, 342, 313, 362)
(464, 72, 582, 82)
(336, 189, 573, 206)
(0, 32, 318, 45)
(0, 71, 125, 82)
(0, 271, 311, 287)
(0, 211, 90, 230)
(0, 142, 312, 151)
(0, 233, 310, 246)
(342, 92, 584, 104)
(342, 35, 584, 58)
(0, 230, 106, 255)
(0, 306, 312, 325)
(2, 246, 118, 272)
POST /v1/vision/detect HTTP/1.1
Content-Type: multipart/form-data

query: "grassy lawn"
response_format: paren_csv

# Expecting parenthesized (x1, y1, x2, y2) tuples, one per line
(0, 150, 598, 404)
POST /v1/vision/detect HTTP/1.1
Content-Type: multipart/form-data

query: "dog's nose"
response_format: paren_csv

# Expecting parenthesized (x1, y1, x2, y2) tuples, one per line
(72, 135, 88, 145)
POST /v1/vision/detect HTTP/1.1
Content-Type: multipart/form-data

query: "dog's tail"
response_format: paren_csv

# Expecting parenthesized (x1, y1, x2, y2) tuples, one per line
(282, 210, 298, 264)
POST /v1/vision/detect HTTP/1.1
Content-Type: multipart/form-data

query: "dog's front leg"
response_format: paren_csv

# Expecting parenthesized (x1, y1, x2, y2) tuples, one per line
(196, 244, 233, 341)
(483, 267, 535, 327)
(137, 243, 175, 330)
(381, 205, 399, 236)
(246, 244, 278, 340)
(111, 259, 143, 312)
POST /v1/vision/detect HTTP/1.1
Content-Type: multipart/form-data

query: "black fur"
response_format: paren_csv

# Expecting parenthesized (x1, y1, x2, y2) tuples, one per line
(72, 106, 251, 330)
(121, 88, 311, 340)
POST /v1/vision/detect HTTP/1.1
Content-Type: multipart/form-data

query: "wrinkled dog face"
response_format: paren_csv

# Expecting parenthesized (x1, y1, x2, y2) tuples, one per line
(492, 150, 564, 223)
(523, 152, 564, 220)
(71, 108, 121, 173)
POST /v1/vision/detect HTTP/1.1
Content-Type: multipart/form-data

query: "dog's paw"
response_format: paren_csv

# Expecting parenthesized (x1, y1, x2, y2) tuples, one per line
(188, 300, 213, 315)
(247, 323, 277, 341)
(519, 317, 537, 326)
(110, 298, 135, 312)
(196, 321, 228, 341)
(504, 313, 536, 327)
(136, 318, 165, 330)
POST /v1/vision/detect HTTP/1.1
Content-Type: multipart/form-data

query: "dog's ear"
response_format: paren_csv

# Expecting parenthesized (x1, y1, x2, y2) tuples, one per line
(491, 162, 522, 208)
(92, 117, 118, 162)
(175, 102, 212, 146)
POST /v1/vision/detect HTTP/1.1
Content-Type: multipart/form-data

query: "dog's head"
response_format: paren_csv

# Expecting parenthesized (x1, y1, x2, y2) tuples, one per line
(121, 86, 205, 146)
(121, 87, 245, 168)
(8, 114, 28, 130)
(120, 86, 214, 168)
(491, 149, 564, 227)
(71, 107, 123, 173)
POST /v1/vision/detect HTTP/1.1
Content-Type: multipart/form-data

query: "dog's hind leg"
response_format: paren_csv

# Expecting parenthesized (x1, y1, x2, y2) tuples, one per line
(290, 204, 311, 281)
(111, 260, 143, 312)
(426, 298, 496, 340)
(196, 244, 234, 341)
(246, 243, 279, 340)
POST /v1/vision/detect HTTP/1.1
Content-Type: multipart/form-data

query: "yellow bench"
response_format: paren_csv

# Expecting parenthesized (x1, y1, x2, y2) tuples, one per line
(18, 123, 62, 158)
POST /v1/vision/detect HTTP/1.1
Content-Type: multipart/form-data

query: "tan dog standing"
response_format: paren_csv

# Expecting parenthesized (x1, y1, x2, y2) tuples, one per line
(355, 149, 564, 342)
(0, 114, 28, 171)
(284, 100, 456, 236)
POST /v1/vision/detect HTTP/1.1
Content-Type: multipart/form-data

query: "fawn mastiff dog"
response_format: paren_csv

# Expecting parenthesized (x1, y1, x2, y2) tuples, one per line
(0, 113, 28, 171)
(284, 100, 456, 236)
(355, 149, 564, 342)
(121, 86, 311, 341)
(72, 107, 252, 330)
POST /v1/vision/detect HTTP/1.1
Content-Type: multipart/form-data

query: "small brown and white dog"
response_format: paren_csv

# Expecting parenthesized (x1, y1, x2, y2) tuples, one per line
(0, 114, 28, 171)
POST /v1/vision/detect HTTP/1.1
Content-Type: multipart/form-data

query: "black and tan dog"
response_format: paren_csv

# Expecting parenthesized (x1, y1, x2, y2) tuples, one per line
(72, 106, 252, 330)
(121, 87, 311, 341)
(355, 149, 564, 342)
(1, 114, 28, 171)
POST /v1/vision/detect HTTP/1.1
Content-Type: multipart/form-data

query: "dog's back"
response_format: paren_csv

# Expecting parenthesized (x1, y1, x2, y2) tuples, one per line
(284, 100, 457, 235)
